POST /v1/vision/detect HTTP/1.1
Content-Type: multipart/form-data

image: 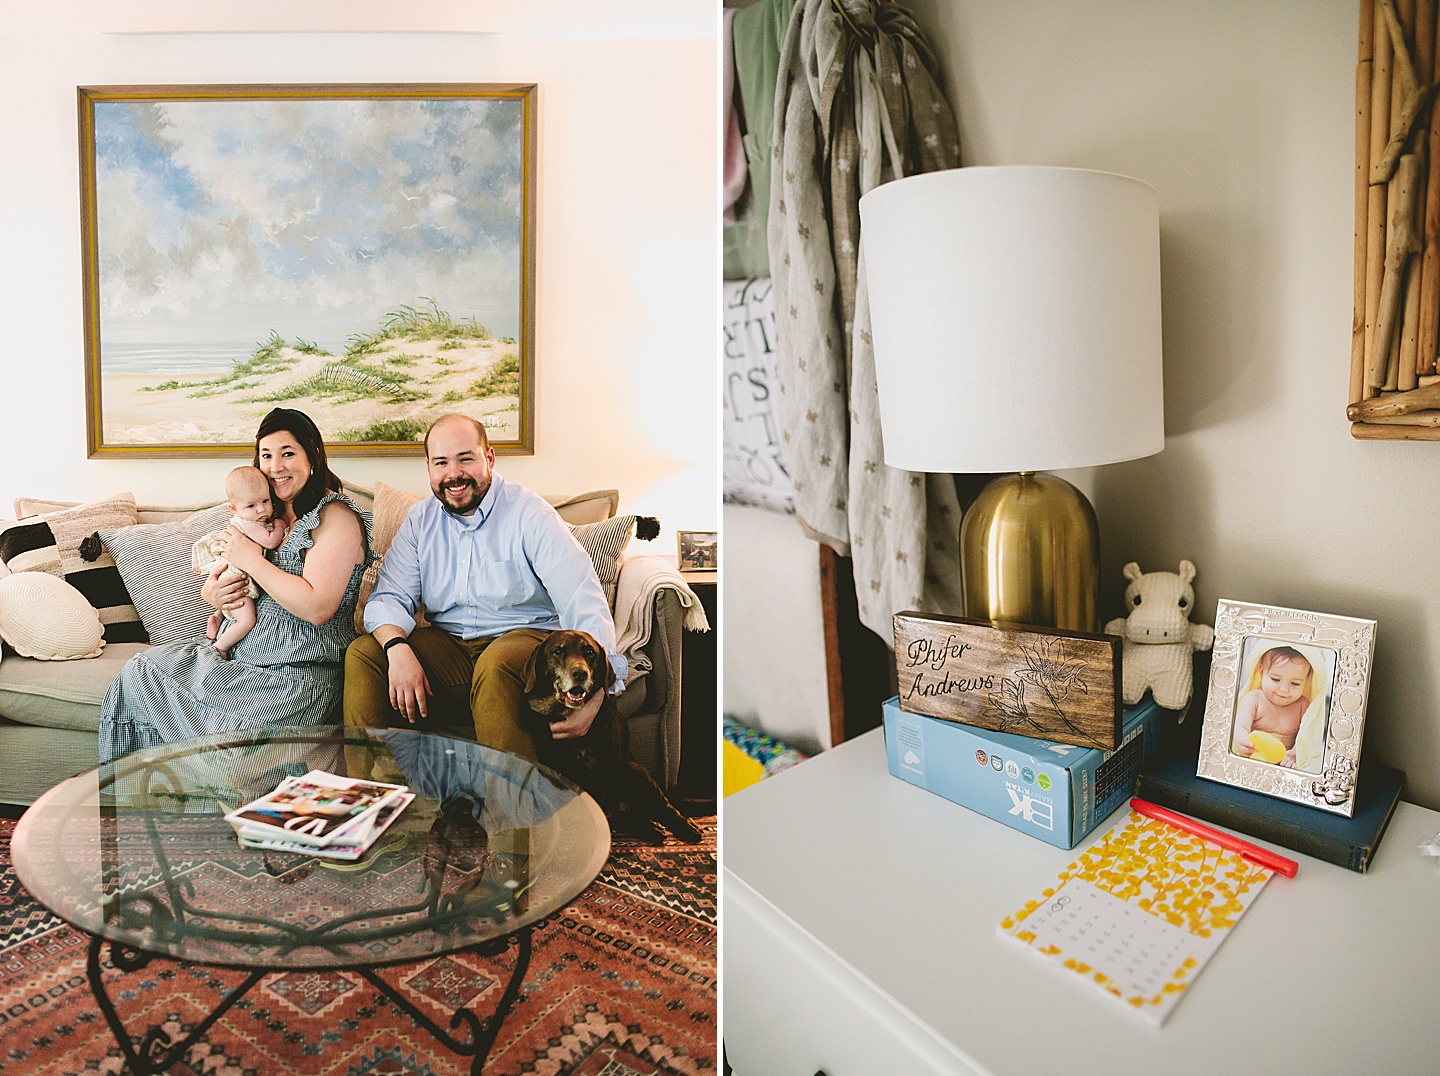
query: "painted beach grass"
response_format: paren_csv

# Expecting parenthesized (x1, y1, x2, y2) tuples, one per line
(108, 299, 519, 446)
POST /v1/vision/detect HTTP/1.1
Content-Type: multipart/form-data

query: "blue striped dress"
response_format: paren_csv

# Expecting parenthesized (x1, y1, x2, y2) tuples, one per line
(99, 492, 373, 763)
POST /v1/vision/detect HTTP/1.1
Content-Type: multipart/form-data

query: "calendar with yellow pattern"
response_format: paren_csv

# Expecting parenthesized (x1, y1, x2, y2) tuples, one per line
(998, 809, 1274, 1025)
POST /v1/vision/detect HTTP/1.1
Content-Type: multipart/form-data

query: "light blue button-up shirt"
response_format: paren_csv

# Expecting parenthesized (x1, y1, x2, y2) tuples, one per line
(364, 475, 627, 686)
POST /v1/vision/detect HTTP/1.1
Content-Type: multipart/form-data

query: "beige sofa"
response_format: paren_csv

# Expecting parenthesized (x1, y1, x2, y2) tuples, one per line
(0, 482, 689, 807)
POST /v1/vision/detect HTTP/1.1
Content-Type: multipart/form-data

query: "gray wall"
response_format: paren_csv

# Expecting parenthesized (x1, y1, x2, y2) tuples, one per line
(908, 0, 1440, 808)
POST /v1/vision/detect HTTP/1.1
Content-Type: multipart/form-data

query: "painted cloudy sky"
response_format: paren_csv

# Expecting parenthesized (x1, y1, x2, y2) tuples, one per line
(93, 95, 524, 351)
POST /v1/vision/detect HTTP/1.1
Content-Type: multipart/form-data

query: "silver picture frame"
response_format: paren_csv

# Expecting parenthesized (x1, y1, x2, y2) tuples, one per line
(1197, 599, 1376, 817)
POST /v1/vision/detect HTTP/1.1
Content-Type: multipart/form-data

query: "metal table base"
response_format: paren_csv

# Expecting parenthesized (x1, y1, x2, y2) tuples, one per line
(86, 925, 534, 1076)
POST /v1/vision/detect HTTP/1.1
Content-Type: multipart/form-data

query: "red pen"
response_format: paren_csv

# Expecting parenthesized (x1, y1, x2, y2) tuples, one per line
(1130, 797, 1299, 878)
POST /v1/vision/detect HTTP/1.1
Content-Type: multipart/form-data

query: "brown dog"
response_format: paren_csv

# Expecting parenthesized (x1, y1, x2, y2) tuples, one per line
(522, 630, 702, 844)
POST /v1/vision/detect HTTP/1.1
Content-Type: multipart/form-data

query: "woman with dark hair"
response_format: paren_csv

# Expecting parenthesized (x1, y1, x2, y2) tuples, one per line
(98, 408, 374, 762)
(251, 405, 345, 523)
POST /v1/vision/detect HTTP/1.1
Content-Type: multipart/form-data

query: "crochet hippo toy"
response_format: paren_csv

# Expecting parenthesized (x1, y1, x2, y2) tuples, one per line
(1104, 560, 1214, 710)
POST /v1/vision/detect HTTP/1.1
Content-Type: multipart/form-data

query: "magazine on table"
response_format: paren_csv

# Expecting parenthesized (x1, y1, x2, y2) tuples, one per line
(238, 791, 415, 860)
(224, 770, 409, 848)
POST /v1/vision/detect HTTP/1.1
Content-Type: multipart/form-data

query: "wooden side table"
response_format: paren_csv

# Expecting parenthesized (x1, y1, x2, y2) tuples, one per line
(677, 568, 716, 806)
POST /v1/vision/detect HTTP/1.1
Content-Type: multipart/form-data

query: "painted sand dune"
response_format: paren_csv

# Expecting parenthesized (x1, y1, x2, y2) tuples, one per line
(102, 301, 521, 447)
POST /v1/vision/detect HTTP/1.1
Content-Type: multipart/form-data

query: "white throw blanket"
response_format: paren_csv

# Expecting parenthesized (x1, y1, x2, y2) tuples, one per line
(613, 555, 710, 675)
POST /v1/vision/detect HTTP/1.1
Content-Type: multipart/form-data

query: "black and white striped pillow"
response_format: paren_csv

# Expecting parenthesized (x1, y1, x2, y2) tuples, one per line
(569, 515, 659, 603)
(0, 519, 64, 576)
(0, 495, 145, 643)
(99, 505, 233, 647)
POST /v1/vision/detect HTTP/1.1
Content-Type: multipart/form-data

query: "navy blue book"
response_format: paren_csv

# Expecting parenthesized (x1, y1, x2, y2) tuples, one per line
(1136, 744, 1405, 874)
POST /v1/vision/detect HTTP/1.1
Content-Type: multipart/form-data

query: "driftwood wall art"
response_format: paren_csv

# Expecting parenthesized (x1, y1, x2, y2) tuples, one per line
(1349, 0, 1440, 438)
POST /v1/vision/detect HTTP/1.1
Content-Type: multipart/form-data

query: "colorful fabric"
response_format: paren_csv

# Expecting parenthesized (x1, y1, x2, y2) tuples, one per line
(723, 715, 807, 778)
(0, 816, 716, 1075)
(723, 740, 766, 796)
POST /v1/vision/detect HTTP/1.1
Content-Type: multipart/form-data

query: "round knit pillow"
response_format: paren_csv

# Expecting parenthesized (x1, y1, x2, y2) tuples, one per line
(0, 571, 105, 660)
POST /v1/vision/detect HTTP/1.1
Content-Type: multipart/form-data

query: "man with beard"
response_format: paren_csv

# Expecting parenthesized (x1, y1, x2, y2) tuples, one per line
(342, 414, 623, 757)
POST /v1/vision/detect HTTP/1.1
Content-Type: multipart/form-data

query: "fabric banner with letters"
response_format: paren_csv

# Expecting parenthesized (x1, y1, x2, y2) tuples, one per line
(723, 278, 795, 513)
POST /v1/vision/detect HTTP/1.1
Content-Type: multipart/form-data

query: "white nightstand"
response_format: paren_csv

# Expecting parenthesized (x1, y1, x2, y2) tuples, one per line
(723, 727, 1440, 1076)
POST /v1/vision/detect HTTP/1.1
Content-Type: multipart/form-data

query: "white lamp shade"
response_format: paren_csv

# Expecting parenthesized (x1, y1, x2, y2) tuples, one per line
(859, 166, 1164, 473)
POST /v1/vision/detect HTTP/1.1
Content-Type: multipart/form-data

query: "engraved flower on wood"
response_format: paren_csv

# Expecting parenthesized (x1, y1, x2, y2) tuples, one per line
(1016, 638, 1090, 701)
(982, 676, 1030, 728)
(1011, 637, 1106, 749)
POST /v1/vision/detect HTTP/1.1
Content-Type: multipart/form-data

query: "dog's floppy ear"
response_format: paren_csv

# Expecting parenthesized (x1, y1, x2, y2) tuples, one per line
(603, 650, 616, 692)
(522, 637, 547, 694)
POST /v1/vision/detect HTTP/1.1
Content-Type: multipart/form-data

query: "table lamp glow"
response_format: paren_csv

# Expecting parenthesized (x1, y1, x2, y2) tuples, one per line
(859, 166, 1165, 632)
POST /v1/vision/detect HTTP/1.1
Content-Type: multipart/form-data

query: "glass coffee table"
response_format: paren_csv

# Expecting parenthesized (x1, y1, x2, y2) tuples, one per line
(11, 725, 610, 1076)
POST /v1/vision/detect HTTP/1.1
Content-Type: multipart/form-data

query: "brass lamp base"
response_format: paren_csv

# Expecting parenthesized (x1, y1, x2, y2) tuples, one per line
(959, 472, 1098, 633)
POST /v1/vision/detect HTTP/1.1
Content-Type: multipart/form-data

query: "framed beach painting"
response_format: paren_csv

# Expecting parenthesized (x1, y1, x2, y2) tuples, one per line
(78, 83, 536, 458)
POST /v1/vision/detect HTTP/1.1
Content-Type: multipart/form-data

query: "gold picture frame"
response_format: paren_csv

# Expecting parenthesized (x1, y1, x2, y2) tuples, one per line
(78, 83, 537, 458)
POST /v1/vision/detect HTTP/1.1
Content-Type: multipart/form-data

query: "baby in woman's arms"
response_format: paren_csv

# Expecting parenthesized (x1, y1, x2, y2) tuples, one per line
(191, 466, 289, 658)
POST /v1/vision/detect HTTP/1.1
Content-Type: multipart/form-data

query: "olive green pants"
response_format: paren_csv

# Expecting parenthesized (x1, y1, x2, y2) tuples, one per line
(343, 627, 548, 761)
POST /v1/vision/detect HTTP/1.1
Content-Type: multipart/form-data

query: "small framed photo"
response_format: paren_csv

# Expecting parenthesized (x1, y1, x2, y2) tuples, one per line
(1197, 599, 1377, 817)
(676, 530, 717, 572)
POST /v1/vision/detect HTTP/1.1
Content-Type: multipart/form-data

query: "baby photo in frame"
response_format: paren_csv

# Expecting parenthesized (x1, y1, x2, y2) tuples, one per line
(1229, 637, 1335, 775)
(1198, 600, 1376, 817)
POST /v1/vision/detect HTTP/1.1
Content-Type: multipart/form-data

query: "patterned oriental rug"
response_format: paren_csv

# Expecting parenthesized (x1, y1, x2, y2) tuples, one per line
(0, 817, 716, 1076)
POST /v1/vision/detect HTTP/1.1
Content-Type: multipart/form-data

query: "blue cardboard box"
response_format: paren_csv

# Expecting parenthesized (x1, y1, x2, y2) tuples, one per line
(883, 695, 1167, 848)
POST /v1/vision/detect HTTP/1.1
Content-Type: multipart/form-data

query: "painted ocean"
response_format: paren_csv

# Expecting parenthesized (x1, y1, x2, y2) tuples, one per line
(101, 340, 347, 377)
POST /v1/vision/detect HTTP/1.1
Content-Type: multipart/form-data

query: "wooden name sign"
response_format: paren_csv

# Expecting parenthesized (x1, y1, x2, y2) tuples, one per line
(893, 611, 1122, 750)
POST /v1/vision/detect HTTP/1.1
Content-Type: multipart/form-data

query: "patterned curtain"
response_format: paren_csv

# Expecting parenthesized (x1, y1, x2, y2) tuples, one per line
(769, 0, 965, 637)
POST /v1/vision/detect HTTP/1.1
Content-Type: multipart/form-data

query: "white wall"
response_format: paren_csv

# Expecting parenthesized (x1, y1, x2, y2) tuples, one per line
(0, 3, 717, 553)
(906, 0, 1440, 809)
(722, 504, 831, 755)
